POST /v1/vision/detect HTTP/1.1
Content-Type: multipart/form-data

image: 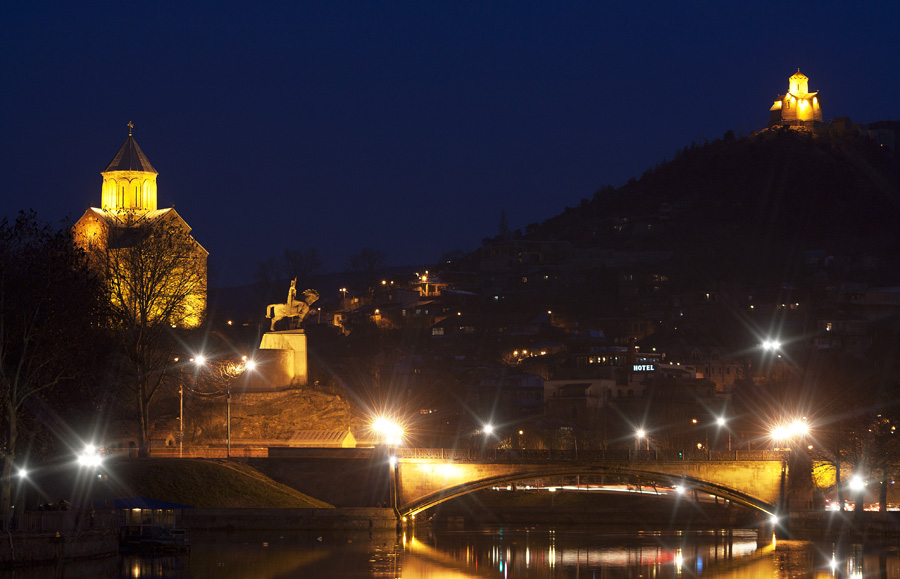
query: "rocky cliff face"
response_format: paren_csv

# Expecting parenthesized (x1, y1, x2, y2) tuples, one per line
(164, 388, 358, 445)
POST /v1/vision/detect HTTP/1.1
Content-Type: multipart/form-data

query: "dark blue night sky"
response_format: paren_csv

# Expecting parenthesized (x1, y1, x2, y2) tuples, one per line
(2, 2, 898, 286)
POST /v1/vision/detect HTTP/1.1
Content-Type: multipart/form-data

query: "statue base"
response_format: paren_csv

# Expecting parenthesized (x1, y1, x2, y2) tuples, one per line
(246, 330, 308, 391)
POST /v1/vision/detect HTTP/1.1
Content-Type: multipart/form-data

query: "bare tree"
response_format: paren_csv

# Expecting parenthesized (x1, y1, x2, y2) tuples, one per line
(0, 213, 102, 528)
(90, 213, 207, 457)
(255, 248, 321, 303)
(254, 258, 282, 302)
(347, 248, 386, 290)
(283, 248, 321, 289)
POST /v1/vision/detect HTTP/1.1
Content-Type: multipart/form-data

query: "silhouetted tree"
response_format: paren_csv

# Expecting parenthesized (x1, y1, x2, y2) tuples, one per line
(91, 216, 207, 457)
(347, 248, 386, 290)
(283, 248, 322, 289)
(498, 210, 510, 241)
(0, 212, 103, 528)
(255, 258, 282, 302)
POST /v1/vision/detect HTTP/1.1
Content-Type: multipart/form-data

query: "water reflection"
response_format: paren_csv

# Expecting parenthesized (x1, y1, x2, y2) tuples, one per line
(410, 527, 762, 578)
(1, 528, 898, 577)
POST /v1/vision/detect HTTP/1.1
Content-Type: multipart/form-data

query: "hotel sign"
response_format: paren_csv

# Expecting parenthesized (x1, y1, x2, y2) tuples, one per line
(632, 364, 655, 372)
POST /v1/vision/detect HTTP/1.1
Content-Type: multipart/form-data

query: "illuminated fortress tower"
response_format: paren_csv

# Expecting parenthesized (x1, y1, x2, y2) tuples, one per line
(74, 124, 207, 328)
(769, 70, 823, 127)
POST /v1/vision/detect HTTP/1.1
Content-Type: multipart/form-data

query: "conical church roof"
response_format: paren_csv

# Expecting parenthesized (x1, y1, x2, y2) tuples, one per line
(104, 135, 157, 174)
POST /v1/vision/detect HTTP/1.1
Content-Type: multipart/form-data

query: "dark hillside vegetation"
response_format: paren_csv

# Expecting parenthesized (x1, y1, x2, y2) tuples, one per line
(533, 127, 900, 288)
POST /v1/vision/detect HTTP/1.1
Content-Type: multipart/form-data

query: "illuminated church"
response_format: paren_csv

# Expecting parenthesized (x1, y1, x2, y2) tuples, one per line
(74, 124, 207, 327)
(769, 70, 823, 127)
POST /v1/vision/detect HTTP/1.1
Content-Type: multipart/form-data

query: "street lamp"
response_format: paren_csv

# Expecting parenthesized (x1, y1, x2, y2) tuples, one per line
(78, 444, 103, 469)
(716, 416, 732, 451)
(180, 354, 207, 458)
(635, 428, 648, 451)
(372, 417, 404, 447)
(770, 418, 809, 450)
(761, 339, 782, 352)
(691, 418, 709, 454)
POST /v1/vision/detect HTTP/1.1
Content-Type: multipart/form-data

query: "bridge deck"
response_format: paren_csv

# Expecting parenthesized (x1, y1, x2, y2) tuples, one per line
(396, 448, 784, 463)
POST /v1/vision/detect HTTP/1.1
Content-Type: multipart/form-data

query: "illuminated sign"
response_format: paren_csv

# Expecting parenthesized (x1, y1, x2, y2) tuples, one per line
(633, 364, 655, 372)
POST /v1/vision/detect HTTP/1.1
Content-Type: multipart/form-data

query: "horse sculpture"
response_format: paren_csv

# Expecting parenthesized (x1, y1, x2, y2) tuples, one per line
(266, 279, 319, 331)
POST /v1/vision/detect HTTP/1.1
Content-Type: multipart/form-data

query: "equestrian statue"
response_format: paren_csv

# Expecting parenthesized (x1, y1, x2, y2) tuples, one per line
(266, 278, 319, 331)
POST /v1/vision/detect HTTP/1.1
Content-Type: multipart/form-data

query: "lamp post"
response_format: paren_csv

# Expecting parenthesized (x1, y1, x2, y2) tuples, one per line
(635, 428, 648, 452)
(691, 418, 708, 455)
(183, 353, 207, 458)
(372, 416, 404, 514)
(226, 383, 232, 458)
(77, 444, 104, 509)
(717, 416, 731, 451)
(179, 384, 184, 458)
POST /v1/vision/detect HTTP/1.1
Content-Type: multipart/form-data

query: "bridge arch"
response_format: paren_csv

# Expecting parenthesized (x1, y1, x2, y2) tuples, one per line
(395, 458, 783, 518)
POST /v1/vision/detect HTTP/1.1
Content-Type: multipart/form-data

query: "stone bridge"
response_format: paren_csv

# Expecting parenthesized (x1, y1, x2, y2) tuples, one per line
(391, 449, 789, 519)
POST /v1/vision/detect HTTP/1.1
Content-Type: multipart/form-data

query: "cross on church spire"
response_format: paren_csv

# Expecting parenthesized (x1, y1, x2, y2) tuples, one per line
(127, 120, 133, 136)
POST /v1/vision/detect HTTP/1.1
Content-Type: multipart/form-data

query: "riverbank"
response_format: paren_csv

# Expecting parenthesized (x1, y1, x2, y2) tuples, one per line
(0, 529, 118, 569)
(791, 510, 900, 540)
(184, 507, 397, 531)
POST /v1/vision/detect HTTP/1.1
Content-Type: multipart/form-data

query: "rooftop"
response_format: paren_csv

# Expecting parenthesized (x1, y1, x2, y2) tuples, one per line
(104, 135, 158, 174)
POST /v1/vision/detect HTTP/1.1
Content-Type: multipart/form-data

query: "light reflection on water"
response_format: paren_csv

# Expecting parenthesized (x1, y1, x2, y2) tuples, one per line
(1, 527, 898, 577)
(410, 526, 764, 578)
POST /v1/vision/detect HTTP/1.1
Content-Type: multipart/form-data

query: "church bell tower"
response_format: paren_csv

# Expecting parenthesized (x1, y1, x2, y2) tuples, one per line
(100, 121, 159, 212)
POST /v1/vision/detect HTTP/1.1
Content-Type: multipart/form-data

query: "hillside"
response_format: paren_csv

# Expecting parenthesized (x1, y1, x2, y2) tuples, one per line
(532, 126, 900, 287)
(102, 458, 333, 508)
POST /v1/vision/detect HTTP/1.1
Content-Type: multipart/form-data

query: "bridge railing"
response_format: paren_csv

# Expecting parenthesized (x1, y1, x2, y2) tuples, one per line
(396, 448, 784, 462)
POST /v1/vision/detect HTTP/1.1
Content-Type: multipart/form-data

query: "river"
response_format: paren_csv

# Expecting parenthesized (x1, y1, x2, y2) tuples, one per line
(1, 525, 897, 578)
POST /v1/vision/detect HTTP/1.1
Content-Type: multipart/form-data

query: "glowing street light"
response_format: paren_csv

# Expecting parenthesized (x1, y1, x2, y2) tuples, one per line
(770, 418, 809, 450)
(78, 444, 103, 469)
(483, 423, 495, 436)
(716, 416, 732, 451)
(761, 339, 782, 352)
(787, 419, 809, 437)
(372, 417, 404, 447)
(849, 474, 866, 492)
(635, 428, 648, 451)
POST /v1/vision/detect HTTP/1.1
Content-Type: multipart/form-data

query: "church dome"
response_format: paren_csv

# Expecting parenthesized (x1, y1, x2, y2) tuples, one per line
(104, 135, 157, 174)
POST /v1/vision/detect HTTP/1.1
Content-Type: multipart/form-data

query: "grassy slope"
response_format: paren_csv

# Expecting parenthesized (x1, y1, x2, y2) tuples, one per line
(103, 458, 333, 508)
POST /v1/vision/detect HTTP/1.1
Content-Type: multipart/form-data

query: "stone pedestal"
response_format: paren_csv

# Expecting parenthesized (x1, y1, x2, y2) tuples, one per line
(247, 330, 308, 391)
